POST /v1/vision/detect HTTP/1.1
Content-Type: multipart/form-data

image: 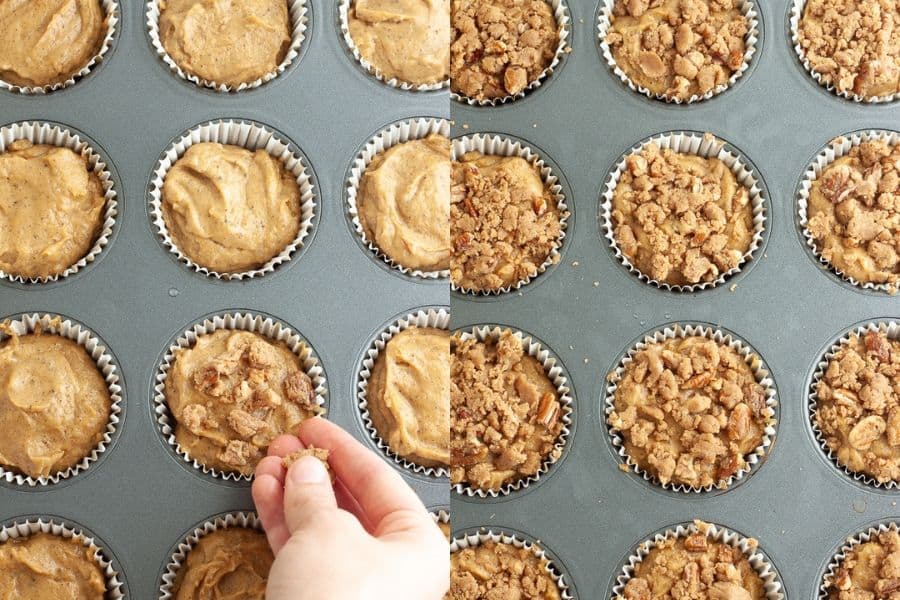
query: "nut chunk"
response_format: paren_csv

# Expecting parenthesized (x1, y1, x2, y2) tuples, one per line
(450, 541, 561, 600)
(827, 529, 900, 599)
(451, 331, 564, 491)
(815, 330, 900, 483)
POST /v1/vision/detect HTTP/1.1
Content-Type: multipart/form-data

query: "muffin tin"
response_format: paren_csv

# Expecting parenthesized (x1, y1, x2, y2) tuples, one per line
(451, 0, 899, 598)
(0, 1, 447, 596)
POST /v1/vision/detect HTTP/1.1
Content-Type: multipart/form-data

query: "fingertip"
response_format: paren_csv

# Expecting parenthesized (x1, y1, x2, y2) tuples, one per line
(255, 455, 286, 483)
(267, 434, 304, 457)
(251, 473, 281, 514)
(297, 416, 330, 441)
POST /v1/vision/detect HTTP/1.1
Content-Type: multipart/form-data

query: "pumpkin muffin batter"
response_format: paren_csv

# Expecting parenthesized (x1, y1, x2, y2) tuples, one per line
(451, 330, 563, 492)
(449, 541, 560, 600)
(161, 142, 301, 274)
(348, 0, 450, 85)
(0, 329, 111, 479)
(608, 335, 770, 489)
(815, 330, 900, 483)
(798, 0, 900, 99)
(807, 139, 900, 291)
(357, 134, 451, 272)
(166, 329, 320, 476)
(0, 533, 106, 599)
(0, 0, 107, 87)
(451, 152, 561, 292)
(606, 0, 749, 101)
(0, 140, 107, 280)
(158, 0, 291, 87)
(173, 528, 272, 600)
(368, 327, 450, 468)
(611, 140, 754, 286)
(451, 0, 559, 100)
(621, 526, 765, 599)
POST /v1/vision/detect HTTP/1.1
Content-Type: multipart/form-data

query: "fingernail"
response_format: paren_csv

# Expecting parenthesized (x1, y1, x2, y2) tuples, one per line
(290, 456, 328, 484)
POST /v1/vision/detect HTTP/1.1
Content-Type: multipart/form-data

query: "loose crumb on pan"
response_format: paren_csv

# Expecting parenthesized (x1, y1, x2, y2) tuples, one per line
(283, 446, 334, 482)
(827, 527, 900, 598)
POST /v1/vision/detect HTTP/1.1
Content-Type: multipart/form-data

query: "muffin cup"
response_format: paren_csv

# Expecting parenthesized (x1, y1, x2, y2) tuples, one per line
(358, 307, 450, 477)
(152, 311, 328, 482)
(597, 0, 759, 104)
(346, 117, 450, 279)
(819, 520, 900, 598)
(611, 520, 783, 599)
(797, 130, 900, 294)
(146, 0, 308, 92)
(451, 0, 570, 106)
(431, 508, 450, 528)
(604, 323, 778, 493)
(159, 511, 261, 599)
(0, 0, 119, 94)
(338, 0, 449, 91)
(452, 325, 573, 498)
(601, 131, 767, 292)
(451, 133, 570, 295)
(0, 121, 118, 285)
(0, 313, 123, 487)
(450, 528, 574, 599)
(148, 119, 317, 281)
(808, 320, 900, 489)
(790, 1, 898, 104)
(0, 516, 125, 598)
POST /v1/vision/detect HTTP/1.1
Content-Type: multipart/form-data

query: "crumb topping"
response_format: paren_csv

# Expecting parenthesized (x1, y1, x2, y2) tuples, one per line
(451, 152, 562, 292)
(816, 330, 900, 483)
(829, 528, 900, 598)
(449, 541, 560, 600)
(608, 335, 769, 489)
(450, 0, 559, 100)
(807, 139, 900, 290)
(611, 140, 754, 286)
(606, 0, 749, 101)
(798, 0, 900, 99)
(451, 331, 563, 491)
(283, 446, 334, 482)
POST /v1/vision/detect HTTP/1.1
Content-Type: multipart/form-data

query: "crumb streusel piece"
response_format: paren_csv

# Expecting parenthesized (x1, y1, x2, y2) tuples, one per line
(449, 541, 560, 599)
(828, 528, 900, 598)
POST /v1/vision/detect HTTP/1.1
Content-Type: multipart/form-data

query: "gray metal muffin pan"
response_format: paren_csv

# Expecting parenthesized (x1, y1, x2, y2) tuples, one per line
(0, 0, 448, 596)
(450, 1, 900, 598)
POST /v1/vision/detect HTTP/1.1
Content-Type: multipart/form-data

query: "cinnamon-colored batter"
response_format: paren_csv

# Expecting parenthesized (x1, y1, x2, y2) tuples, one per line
(173, 528, 272, 600)
(0, 533, 106, 599)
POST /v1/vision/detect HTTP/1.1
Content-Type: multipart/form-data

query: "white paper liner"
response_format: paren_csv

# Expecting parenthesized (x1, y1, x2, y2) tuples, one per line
(0, 314, 123, 487)
(601, 131, 767, 292)
(451, 0, 570, 105)
(159, 511, 262, 600)
(431, 509, 450, 528)
(358, 308, 450, 477)
(790, 0, 898, 104)
(604, 323, 778, 493)
(0, 517, 125, 598)
(346, 118, 450, 279)
(809, 320, 900, 489)
(820, 521, 900, 598)
(0, 0, 119, 94)
(797, 130, 900, 294)
(148, 119, 317, 280)
(597, 0, 759, 104)
(611, 521, 783, 600)
(450, 529, 573, 599)
(0, 122, 118, 285)
(338, 0, 449, 91)
(153, 311, 328, 482)
(451, 133, 569, 295)
(452, 325, 573, 498)
(146, 0, 308, 92)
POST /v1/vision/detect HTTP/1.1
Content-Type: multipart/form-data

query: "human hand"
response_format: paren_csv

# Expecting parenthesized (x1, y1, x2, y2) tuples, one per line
(252, 418, 449, 600)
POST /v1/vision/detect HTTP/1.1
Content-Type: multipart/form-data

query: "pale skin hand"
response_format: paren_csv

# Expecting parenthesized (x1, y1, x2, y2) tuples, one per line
(252, 418, 449, 600)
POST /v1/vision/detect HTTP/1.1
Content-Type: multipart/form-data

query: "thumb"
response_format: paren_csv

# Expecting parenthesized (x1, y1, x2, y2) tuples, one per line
(283, 456, 337, 533)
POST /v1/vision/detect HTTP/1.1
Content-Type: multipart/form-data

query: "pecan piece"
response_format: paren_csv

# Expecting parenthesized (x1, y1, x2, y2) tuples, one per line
(684, 533, 708, 552)
(283, 371, 314, 407)
(537, 392, 559, 427)
(452, 445, 487, 467)
(717, 453, 741, 481)
(865, 331, 891, 363)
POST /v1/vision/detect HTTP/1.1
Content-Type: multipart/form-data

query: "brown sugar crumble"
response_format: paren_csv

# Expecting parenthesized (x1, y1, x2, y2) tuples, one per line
(621, 528, 766, 599)
(451, 331, 564, 492)
(450, 0, 559, 100)
(606, 0, 750, 101)
(451, 152, 562, 292)
(807, 140, 900, 291)
(449, 541, 560, 599)
(798, 0, 900, 99)
(608, 335, 770, 489)
(815, 330, 900, 483)
(610, 139, 754, 286)
(283, 446, 334, 482)
(828, 528, 900, 598)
